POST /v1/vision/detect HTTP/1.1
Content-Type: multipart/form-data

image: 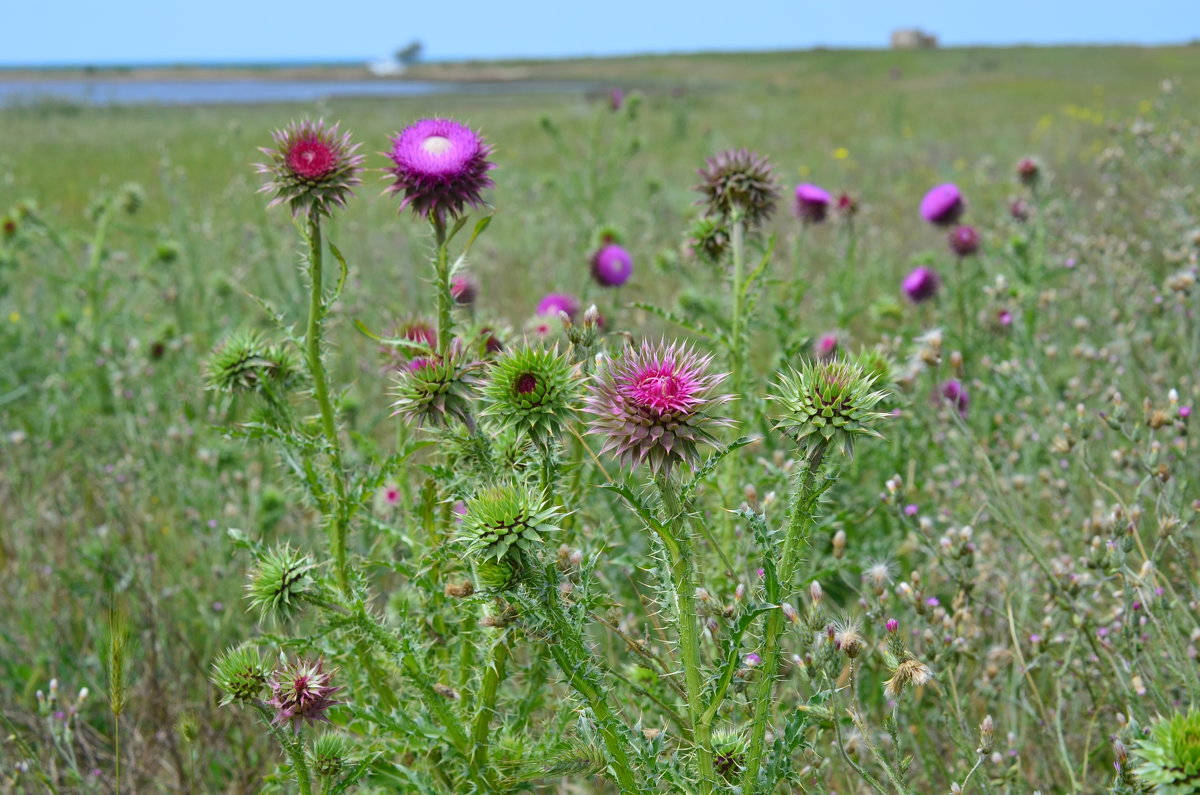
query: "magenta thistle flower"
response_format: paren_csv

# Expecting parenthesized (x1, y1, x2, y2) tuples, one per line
(794, 183, 831, 223)
(902, 266, 940, 303)
(948, 225, 980, 258)
(1016, 157, 1040, 186)
(837, 191, 859, 217)
(267, 658, 342, 732)
(609, 87, 625, 111)
(1010, 198, 1030, 222)
(919, 183, 964, 226)
(386, 118, 495, 224)
(450, 273, 478, 305)
(814, 333, 840, 361)
(938, 379, 969, 418)
(256, 119, 364, 218)
(591, 244, 633, 287)
(537, 293, 580, 320)
(584, 340, 733, 476)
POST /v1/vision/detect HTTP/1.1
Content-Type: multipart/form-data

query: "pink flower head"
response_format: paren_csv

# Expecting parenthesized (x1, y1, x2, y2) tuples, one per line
(814, 333, 840, 361)
(1010, 198, 1030, 222)
(938, 379, 969, 418)
(609, 87, 625, 111)
(256, 119, 364, 218)
(948, 225, 980, 258)
(450, 273, 478, 305)
(268, 658, 342, 732)
(591, 244, 633, 287)
(920, 183, 964, 226)
(386, 118, 495, 224)
(794, 183, 832, 223)
(537, 293, 580, 320)
(585, 340, 733, 476)
(1016, 157, 1040, 186)
(836, 191, 859, 217)
(902, 266, 939, 303)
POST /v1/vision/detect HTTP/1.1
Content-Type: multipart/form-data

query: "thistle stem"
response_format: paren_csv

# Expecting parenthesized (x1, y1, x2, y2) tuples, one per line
(729, 217, 747, 402)
(655, 475, 716, 794)
(254, 703, 313, 795)
(742, 442, 827, 790)
(469, 633, 510, 779)
(304, 214, 351, 595)
(432, 218, 451, 358)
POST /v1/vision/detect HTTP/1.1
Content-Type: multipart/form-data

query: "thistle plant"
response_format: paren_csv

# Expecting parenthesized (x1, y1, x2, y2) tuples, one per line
(480, 345, 582, 443)
(459, 483, 564, 583)
(1133, 711, 1200, 793)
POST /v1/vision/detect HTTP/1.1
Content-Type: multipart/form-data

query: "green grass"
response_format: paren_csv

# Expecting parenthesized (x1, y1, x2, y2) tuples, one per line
(2, 45, 1199, 791)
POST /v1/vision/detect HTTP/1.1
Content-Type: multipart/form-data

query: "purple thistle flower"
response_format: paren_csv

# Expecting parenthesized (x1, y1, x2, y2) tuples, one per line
(794, 183, 832, 223)
(939, 380, 969, 418)
(450, 273, 478, 305)
(813, 333, 840, 361)
(386, 118, 495, 225)
(1016, 157, 1040, 187)
(920, 183, 964, 226)
(1010, 198, 1030, 222)
(609, 87, 625, 111)
(267, 658, 342, 732)
(584, 340, 733, 476)
(948, 225, 980, 258)
(537, 293, 580, 320)
(255, 119, 364, 218)
(591, 244, 633, 287)
(902, 266, 939, 303)
(886, 618, 900, 633)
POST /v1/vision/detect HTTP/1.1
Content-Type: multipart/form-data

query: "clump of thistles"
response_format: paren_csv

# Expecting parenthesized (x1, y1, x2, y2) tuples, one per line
(480, 345, 582, 441)
(256, 119, 363, 218)
(268, 658, 343, 732)
(386, 117, 495, 225)
(584, 340, 733, 476)
(695, 149, 781, 228)
(770, 358, 889, 457)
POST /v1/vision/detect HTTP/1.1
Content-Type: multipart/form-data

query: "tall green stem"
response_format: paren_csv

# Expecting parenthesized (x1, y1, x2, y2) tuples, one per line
(742, 443, 827, 790)
(469, 632, 510, 779)
(432, 218, 451, 358)
(656, 475, 716, 794)
(539, 585, 643, 794)
(304, 214, 350, 595)
(255, 703, 313, 795)
(729, 217, 747, 401)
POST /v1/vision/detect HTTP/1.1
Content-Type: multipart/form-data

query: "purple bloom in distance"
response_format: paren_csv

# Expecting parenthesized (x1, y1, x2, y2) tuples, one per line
(794, 183, 832, 223)
(591, 244, 633, 287)
(939, 380, 969, 418)
(537, 293, 580, 320)
(902, 266, 939, 303)
(920, 183, 964, 226)
(948, 225, 980, 258)
(386, 118, 495, 224)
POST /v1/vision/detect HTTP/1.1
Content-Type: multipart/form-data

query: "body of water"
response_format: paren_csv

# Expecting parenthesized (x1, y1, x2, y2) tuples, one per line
(0, 78, 599, 107)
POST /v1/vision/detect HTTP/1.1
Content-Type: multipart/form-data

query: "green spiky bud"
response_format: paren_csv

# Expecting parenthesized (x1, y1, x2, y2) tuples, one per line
(711, 727, 749, 781)
(390, 342, 483, 428)
(686, 215, 731, 264)
(175, 711, 200, 744)
(211, 643, 270, 706)
(245, 544, 319, 622)
(461, 484, 563, 568)
(481, 346, 582, 441)
(853, 346, 898, 390)
(769, 358, 889, 457)
(205, 329, 302, 395)
(117, 182, 145, 216)
(311, 731, 352, 778)
(475, 558, 522, 591)
(1134, 710, 1200, 793)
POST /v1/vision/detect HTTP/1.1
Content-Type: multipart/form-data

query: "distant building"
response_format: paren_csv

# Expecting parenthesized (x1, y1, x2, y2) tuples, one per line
(368, 58, 405, 76)
(891, 29, 939, 50)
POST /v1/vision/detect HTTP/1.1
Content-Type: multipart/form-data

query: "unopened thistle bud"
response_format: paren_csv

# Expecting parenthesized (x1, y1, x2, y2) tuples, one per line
(1131, 710, 1200, 792)
(245, 544, 319, 622)
(311, 732, 353, 778)
(769, 358, 889, 458)
(781, 602, 800, 624)
(256, 119, 363, 218)
(460, 484, 563, 588)
(810, 581, 824, 604)
(205, 330, 303, 395)
(211, 643, 270, 706)
(711, 727, 750, 781)
(832, 530, 847, 559)
(390, 341, 484, 428)
(480, 345, 582, 441)
(979, 715, 995, 754)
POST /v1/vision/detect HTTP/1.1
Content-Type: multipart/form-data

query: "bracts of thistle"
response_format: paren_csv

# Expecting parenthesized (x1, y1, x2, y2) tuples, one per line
(741, 356, 889, 788)
(585, 339, 733, 794)
(386, 118, 495, 359)
(255, 118, 364, 595)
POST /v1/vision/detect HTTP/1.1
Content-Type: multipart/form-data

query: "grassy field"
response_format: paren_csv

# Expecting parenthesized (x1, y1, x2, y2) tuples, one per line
(2, 45, 1200, 792)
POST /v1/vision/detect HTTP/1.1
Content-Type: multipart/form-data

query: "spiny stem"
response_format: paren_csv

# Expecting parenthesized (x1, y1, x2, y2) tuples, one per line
(303, 213, 350, 595)
(432, 218, 451, 358)
(656, 475, 715, 794)
(742, 442, 827, 790)
(254, 703, 313, 795)
(469, 632, 510, 779)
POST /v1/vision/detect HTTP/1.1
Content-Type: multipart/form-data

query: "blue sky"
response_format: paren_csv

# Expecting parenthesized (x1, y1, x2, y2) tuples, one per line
(5, 0, 1198, 65)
